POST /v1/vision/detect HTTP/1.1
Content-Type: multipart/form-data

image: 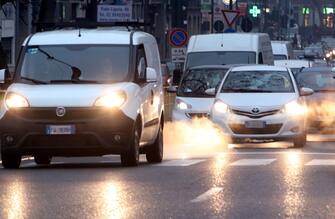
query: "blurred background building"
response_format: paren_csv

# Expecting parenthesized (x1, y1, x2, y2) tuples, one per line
(0, 0, 334, 70)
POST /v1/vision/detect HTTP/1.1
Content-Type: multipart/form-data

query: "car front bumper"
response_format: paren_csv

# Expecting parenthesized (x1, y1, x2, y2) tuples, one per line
(0, 107, 135, 156)
(211, 112, 305, 141)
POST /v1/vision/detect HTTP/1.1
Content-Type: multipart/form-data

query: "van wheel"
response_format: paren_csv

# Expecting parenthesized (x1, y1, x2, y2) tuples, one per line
(293, 132, 306, 148)
(1, 153, 21, 169)
(146, 125, 163, 163)
(34, 155, 52, 165)
(121, 126, 140, 166)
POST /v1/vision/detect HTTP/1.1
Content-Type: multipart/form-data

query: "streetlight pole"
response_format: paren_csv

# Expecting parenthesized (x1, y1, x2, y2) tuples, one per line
(211, 0, 214, 33)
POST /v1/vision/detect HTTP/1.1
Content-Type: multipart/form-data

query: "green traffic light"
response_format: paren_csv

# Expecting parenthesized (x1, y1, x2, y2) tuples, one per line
(249, 6, 261, 18)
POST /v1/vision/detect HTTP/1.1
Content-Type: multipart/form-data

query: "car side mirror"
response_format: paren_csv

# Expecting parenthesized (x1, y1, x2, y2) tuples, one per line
(167, 86, 177, 93)
(300, 87, 314, 96)
(0, 69, 5, 84)
(146, 67, 157, 82)
(205, 88, 216, 96)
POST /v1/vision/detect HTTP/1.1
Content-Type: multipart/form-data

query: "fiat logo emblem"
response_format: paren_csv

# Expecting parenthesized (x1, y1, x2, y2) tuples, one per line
(56, 107, 66, 117)
(251, 108, 260, 114)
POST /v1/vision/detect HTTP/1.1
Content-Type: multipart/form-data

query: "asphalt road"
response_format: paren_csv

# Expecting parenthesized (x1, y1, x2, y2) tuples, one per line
(1, 136, 335, 218)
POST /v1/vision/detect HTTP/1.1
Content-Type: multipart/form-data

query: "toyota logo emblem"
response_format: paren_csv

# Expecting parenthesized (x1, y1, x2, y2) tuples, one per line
(251, 108, 260, 114)
(56, 107, 66, 117)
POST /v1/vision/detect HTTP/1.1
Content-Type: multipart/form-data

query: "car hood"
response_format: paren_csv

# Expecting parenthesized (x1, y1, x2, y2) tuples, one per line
(217, 93, 297, 111)
(5, 83, 137, 107)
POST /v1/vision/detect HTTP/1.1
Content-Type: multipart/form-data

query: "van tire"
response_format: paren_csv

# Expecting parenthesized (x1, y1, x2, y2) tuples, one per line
(1, 153, 21, 169)
(146, 125, 163, 163)
(34, 155, 52, 165)
(121, 126, 140, 166)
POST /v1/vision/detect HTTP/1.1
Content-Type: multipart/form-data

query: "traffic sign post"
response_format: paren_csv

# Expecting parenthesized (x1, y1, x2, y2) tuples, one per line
(168, 28, 189, 48)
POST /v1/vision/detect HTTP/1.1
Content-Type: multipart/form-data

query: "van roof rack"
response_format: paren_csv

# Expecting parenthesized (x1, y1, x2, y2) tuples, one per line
(35, 20, 148, 32)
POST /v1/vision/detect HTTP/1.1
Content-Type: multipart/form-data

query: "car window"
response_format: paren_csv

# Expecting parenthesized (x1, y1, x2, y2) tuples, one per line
(186, 51, 256, 69)
(296, 71, 335, 91)
(177, 68, 228, 97)
(273, 54, 287, 60)
(221, 70, 295, 93)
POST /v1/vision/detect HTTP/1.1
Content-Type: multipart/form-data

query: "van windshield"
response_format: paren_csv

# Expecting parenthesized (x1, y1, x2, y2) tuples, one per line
(177, 68, 228, 97)
(19, 45, 130, 83)
(186, 51, 256, 69)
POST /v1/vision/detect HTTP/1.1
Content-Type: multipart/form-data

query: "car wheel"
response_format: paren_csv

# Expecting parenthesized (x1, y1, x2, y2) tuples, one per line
(293, 132, 306, 148)
(1, 153, 21, 169)
(34, 155, 52, 165)
(146, 125, 163, 163)
(121, 126, 140, 167)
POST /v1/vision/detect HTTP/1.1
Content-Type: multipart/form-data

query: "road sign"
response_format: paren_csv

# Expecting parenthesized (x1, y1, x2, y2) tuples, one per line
(169, 28, 189, 48)
(214, 20, 224, 32)
(171, 47, 187, 63)
(241, 17, 253, 32)
(222, 10, 240, 27)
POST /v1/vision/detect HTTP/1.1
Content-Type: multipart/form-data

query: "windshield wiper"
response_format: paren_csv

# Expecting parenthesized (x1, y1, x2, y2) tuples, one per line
(49, 79, 102, 84)
(21, 76, 48, 84)
(222, 88, 274, 93)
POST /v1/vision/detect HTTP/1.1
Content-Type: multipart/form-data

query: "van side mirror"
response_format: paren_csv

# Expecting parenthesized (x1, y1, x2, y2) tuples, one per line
(205, 88, 216, 96)
(300, 87, 314, 96)
(172, 69, 182, 86)
(0, 69, 5, 84)
(146, 67, 157, 82)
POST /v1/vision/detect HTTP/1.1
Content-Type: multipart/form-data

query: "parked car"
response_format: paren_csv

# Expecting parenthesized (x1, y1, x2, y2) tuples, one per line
(0, 27, 164, 168)
(210, 65, 313, 147)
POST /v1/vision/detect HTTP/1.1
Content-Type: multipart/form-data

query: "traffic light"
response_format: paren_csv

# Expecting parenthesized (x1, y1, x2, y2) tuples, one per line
(249, 5, 261, 18)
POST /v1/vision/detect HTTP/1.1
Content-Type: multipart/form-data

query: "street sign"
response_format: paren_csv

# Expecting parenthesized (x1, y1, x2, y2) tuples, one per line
(171, 47, 187, 63)
(241, 17, 253, 32)
(214, 20, 224, 32)
(222, 10, 240, 27)
(97, 5, 132, 22)
(169, 29, 189, 48)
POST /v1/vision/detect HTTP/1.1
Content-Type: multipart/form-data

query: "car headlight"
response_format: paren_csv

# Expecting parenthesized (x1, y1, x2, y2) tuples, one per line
(213, 100, 229, 114)
(94, 91, 127, 108)
(176, 99, 192, 110)
(282, 100, 307, 116)
(5, 93, 29, 109)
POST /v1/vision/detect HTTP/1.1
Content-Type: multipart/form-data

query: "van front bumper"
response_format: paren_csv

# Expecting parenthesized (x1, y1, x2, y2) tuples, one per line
(0, 107, 135, 156)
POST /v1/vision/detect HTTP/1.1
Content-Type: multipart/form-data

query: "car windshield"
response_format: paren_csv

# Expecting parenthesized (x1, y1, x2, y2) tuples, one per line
(186, 51, 256, 69)
(273, 54, 287, 60)
(221, 70, 294, 93)
(178, 68, 228, 97)
(19, 45, 130, 83)
(296, 71, 335, 91)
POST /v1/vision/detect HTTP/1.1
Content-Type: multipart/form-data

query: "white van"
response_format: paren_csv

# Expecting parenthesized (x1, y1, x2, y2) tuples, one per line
(0, 28, 164, 168)
(271, 41, 294, 60)
(185, 33, 274, 70)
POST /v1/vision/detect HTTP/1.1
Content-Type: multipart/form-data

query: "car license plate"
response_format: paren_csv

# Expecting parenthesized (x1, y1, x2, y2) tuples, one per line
(245, 121, 266, 129)
(46, 125, 75, 135)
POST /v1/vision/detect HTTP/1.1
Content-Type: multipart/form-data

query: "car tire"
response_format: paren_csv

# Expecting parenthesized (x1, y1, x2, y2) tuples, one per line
(1, 153, 21, 169)
(293, 132, 306, 148)
(121, 126, 140, 167)
(34, 155, 52, 165)
(146, 125, 163, 163)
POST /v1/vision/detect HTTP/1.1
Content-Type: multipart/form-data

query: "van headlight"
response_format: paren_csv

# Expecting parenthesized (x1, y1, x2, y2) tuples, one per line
(94, 91, 127, 108)
(282, 100, 307, 116)
(5, 93, 29, 109)
(213, 100, 229, 114)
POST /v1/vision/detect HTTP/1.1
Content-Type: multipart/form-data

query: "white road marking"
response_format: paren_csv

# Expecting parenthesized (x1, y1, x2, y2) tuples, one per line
(155, 159, 206, 167)
(191, 187, 223, 203)
(230, 159, 276, 166)
(305, 159, 335, 166)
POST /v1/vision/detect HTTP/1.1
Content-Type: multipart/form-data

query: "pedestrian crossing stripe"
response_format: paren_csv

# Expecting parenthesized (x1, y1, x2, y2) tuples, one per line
(305, 159, 335, 166)
(229, 159, 276, 166)
(154, 159, 206, 167)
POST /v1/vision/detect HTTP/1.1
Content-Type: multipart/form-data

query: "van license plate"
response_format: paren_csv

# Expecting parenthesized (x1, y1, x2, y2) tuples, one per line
(245, 121, 266, 129)
(46, 125, 75, 135)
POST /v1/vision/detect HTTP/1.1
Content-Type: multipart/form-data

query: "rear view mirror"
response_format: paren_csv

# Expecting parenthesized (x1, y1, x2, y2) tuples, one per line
(146, 67, 157, 82)
(205, 88, 216, 96)
(300, 87, 314, 96)
(0, 69, 5, 84)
